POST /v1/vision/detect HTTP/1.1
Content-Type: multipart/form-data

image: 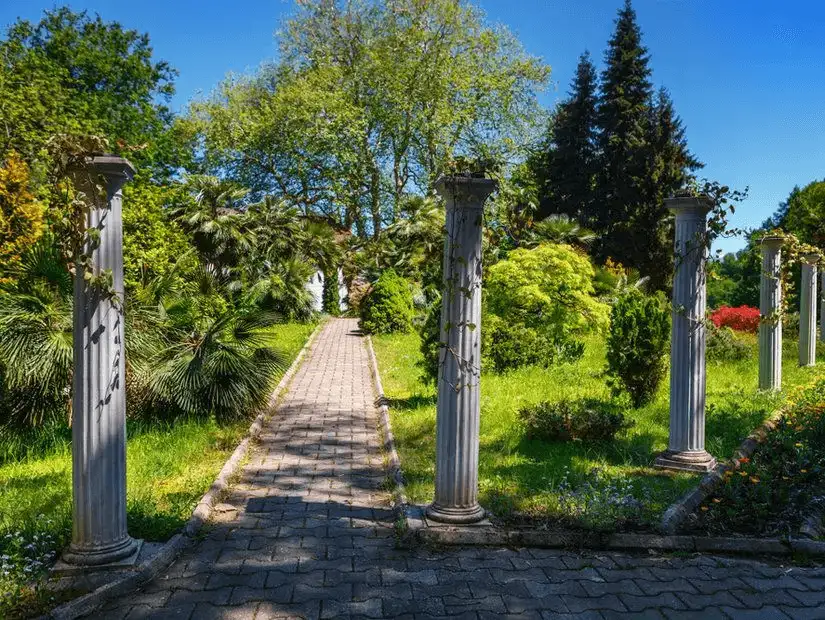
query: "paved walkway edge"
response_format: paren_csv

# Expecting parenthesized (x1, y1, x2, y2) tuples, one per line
(364, 344, 825, 559)
(660, 407, 785, 533)
(365, 334, 408, 519)
(46, 319, 326, 620)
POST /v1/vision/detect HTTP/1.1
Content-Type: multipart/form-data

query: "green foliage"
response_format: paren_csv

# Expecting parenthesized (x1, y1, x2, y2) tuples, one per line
(534, 52, 599, 222)
(0, 8, 185, 175)
(519, 398, 632, 442)
(121, 178, 191, 291)
(706, 324, 752, 362)
(322, 270, 340, 316)
(771, 180, 825, 246)
(530, 1, 703, 291)
(706, 234, 761, 309)
(359, 269, 414, 335)
(605, 289, 669, 407)
(594, 1, 703, 290)
(482, 314, 583, 374)
(144, 290, 286, 424)
(190, 0, 548, 236)
(486, 243, 609, 338)
(0, 238, 72, 429)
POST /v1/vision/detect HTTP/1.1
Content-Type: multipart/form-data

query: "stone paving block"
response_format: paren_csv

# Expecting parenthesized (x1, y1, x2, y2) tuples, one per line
(562, 594, 628, 612)
(191, 602, 259, 619)
(789, 589, 825, 607)
(662, 609, 728, 620)
(687, 576, 749, 595)
(637, 578, 698, 596)
(619, 592, 686, 612)
(720, 606, 793, 619)
(503, 594, 567, 614)
(778, 606, 825, 620)
(540, 612, 603, 620)
(732, 588, 806, 608)
(580, 578, 644, 597)
(167, 587, 233, 606)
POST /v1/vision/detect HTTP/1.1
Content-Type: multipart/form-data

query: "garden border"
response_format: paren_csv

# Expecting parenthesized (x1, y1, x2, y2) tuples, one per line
(659, 407, 785, 534)
(45, 319, 326, 620)
(365, 335, 409, 517)
(366, 342, 825, 558)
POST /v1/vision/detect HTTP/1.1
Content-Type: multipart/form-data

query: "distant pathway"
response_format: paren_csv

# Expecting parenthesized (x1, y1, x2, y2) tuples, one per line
(90, 318, 825, 619)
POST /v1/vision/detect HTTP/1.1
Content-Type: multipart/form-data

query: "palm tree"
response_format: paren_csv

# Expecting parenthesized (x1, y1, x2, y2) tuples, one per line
(146, 279, 286, 423)
(0, 239, 72, 428)
(173, 175, 253, 276)
(523, 214, 597, 249)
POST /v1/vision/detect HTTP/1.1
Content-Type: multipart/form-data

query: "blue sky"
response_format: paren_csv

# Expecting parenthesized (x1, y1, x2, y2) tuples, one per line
(3, 0, 824, 253)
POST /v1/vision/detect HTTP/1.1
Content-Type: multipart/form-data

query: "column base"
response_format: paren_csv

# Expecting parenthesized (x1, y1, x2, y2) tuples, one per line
(61, 535, 141, 567)
(426, 502, 486, 524)
(654, 450, 717, 473)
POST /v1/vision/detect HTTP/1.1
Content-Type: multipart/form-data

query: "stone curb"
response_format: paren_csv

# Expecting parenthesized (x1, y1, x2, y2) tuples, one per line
(365, 334, 409, 517)
(46, 320, 325, 620)
(405, 514, 825, 557)
(660, 407, 785, 534)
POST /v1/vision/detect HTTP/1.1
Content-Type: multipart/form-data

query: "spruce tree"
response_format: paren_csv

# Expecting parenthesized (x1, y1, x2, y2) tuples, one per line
(536, 52, 599, 224)
(634, 88, 703, 289)
(594, 0, 653, 253)
(594, 0, 702, 290)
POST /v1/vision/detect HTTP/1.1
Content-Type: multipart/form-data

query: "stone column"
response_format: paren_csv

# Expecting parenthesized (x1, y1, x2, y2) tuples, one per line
(820, 271, 825, 343)
(63, 156, 140, 566)
(759, 237, 783, 391)
(799, 253, 819, 367)
(655, 196, 716, 473)
(427, 175, 496, 524)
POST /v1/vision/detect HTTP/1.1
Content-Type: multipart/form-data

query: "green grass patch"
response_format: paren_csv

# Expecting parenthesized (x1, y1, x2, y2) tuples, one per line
(0, 320, 315, 619)
(372, 331, 823, 529)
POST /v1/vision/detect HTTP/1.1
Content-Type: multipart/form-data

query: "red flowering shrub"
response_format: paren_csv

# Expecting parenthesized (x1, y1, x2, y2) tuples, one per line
(710, 305, 760, 333)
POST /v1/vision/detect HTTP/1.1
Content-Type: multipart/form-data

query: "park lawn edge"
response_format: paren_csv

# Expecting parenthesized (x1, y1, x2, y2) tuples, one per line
(371, 329, 823, 533)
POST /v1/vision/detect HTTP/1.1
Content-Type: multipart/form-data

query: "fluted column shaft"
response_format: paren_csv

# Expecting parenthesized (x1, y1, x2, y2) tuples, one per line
(820, 271, 825, 343)
(655, 197, 716, 473)
(759, 237, 783, 391)
(64, 156, 139, 565)
(799, 254, 819, 367)
(427, 175, 496, 524)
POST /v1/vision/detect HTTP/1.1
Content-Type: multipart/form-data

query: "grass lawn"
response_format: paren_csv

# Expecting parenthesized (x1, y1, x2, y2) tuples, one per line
(0, 320, 316, 619)
(372, 330, 825, 529)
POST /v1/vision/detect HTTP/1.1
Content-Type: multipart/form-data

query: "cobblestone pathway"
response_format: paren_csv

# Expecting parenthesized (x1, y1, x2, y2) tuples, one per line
(90, 318, 825, 620)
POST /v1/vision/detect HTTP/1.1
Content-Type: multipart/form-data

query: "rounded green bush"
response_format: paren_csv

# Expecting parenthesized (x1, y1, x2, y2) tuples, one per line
(359, 269, 414, 334)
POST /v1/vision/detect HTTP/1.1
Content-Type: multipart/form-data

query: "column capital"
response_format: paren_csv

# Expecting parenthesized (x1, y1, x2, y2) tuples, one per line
(87, 155, 136, 182)
(434, 175, 497, 208)
(801, 252, 821, 265)
(761, 235, 784, 250)
(665, 195, 712, 218)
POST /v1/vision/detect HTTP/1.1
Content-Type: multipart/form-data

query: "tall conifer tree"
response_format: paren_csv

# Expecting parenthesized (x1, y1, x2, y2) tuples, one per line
(536, 52, 599, 223)
(594, 0, 702, 290)
(594, 0, 653, 251)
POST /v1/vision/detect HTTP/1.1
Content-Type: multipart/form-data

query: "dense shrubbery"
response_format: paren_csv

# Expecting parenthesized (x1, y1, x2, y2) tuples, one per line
(483, 314, 583, 373)
(322, 270, 340, 316)
(692, 377, 825, 537)
(519, 398, 632, 442)
(486, 243, 609, 338)
(606, 290, 669, 407)
(706, 324, 752, 361)
(359, 269, 414, 334)
(418, 303, 586, 383)
(710, 305, 760, 333)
